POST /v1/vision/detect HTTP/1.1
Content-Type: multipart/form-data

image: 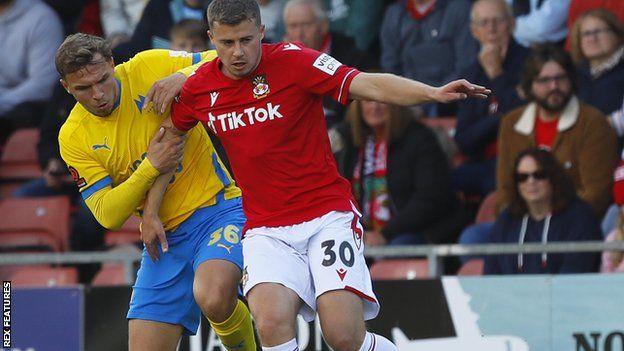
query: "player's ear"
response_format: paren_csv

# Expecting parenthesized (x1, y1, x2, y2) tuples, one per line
(208, 30, 215, 45)
(60, 79, 70, 93)
(259, 24, 265, 41)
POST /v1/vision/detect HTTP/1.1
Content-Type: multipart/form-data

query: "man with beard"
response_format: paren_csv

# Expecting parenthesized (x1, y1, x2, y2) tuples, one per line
(497, 44, 618, 218)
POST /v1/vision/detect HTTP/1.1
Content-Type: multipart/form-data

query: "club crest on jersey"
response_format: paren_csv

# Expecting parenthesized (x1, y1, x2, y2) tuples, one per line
(251, 74, 270, 99)
(68, 166, 87, 188)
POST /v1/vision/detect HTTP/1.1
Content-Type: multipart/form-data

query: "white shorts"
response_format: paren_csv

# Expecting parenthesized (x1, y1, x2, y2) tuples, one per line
(242, 209, 379, 322)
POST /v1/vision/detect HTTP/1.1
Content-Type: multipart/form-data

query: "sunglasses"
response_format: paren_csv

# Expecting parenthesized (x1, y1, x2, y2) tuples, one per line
(515, 170, 548, 183)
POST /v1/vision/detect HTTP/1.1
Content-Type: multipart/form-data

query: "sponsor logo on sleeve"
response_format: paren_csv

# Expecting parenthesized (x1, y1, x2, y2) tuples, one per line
(168, 50, 192, 57)
(68, 166, 87, 188)
(312, 53, 342, 76)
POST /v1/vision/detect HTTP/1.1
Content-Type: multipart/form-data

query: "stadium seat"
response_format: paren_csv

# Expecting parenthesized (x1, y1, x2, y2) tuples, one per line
(105, 216, 141, 247)
(370, 259, 429, 280)
(0, 196, 71, 252)
(457, 259, 484, 276)
(11, 266, 78, 287)
(0, 181, 25, 199)
(475, 192, 497, 224)
(0, 128, 42, 180)
(92, 263, 128, 286)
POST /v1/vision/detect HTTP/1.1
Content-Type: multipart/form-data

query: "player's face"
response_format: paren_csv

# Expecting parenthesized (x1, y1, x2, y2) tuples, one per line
(209, 20, 265, 80)
(61, 54, 118, 117)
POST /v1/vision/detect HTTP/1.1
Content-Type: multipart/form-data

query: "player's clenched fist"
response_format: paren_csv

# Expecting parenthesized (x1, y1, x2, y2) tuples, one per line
(146, 127, 186, 173)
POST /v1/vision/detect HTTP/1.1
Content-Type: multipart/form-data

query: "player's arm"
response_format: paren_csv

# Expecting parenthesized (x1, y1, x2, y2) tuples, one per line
(60, 127, 184, 231)
(348, 73, 490, 106)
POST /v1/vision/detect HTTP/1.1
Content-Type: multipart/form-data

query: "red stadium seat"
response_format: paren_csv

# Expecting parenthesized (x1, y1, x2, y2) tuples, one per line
(0, 196, 71, 252)
(475, 192, 497, 224)
(105, 216, 141, 247)
(11, 266, 78, 287)
(92, 263, 128, 286)
(457, 259, 484, 276)
(0, 181, 25, 199)
(0, 129, 42, 180)
(370, 259, 429, 280)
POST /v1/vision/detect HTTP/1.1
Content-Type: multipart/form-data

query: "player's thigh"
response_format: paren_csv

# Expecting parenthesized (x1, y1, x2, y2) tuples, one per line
(128, 319, 183, 351)
(316, 289, 366, 350)
(246, 282, 301, 344)
(307, 211, 379, 320)
(193, 259, 241, 321)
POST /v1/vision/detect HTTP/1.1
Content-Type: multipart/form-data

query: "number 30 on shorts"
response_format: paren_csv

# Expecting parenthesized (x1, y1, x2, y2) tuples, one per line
(208, 225, 241, 246)
(321, 240, 355, 267)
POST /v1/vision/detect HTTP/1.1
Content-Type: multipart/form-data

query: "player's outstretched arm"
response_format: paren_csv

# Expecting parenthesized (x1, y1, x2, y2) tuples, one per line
(348, 72, 490, 106)
(142, 117, 188, 261)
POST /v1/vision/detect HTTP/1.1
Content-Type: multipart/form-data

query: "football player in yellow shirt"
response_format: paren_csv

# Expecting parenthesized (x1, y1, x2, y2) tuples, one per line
(56, 33, 255, 351)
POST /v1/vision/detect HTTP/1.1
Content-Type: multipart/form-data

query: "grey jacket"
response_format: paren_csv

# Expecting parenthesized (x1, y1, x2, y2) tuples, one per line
(380, 0, 478, 86)
(0, 0, 63, 115)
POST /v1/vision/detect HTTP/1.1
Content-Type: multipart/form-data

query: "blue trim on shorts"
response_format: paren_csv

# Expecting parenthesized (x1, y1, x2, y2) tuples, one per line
(211, 153, 231, 188)
(192, 52, 201, 64)
(81, 176, 112, 200)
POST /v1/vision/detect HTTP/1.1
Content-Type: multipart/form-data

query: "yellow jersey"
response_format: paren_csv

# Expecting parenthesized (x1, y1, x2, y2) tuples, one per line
(59, 49, 241, 231)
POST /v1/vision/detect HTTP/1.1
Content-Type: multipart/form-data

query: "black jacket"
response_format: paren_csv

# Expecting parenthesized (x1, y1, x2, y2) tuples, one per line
(334, 120, 463, 243)
(577, 58, 624, 116)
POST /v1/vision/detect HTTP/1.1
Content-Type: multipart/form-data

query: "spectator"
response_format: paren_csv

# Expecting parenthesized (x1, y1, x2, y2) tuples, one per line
(453, 0, 529, 198)
(485, 147, 602, 274)
(569, 9, 624, 120)
(0, 0, 64, 144)
(113, 0, 209, 62)
(322, 0, 385, 51)
(381, 0, 478, 117)
(332, 100, 464, 245)
(459, 45, 618, 257)
(13, 84, 105, 282)
(498, 44, 618, 218)
(170, 19, 210, 51)
(283, 0, 374, 126)
(100, 0, 149, 48)
(601, 207, 624, 273)
(258, 0, 286, 43)
(566, 0, 624, 50)
(506, 0, 570, 47)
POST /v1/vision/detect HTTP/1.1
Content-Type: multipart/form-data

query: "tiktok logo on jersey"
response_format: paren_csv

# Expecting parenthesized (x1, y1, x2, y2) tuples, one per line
(207, 103, 283, 133)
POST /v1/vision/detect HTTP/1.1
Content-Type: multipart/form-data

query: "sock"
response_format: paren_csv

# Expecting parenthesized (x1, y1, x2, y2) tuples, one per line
(262, 338, 298, 351)
(358, 332, 397, 351)
(209, 299, 257, 351)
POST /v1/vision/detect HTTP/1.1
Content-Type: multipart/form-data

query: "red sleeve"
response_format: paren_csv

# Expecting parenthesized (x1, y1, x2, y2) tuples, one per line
(613, 159, 624, 206)
(288, 45, 360, 105)
(171, 83, 200, 132)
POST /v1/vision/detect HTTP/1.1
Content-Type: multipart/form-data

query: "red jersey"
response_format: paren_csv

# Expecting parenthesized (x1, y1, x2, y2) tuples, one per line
(171, 43, 360, 230)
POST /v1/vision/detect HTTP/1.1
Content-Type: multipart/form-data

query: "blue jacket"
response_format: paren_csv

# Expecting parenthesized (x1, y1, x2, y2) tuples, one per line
(577, 58, 624, 116)
(454, 40, 528, 160)
(484, 198, 602, 274)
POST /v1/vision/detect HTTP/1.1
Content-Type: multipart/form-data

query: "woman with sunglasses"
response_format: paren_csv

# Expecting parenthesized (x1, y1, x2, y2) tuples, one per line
(484, 148, 602, 274)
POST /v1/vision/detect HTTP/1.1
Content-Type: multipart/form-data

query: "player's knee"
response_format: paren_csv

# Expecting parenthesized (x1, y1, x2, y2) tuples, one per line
(252, 310, 294, 341)
(194, 283, 237, 322)
(322, 325, 364, 351)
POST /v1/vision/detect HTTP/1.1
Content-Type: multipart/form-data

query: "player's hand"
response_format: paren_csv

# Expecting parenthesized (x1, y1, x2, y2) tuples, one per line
(433, 79, 491, 103)
(364, 230, 387, 247)
(143, 72, 187, 115)
(141, 215, 168, 262)
(147, 127, 186, 173)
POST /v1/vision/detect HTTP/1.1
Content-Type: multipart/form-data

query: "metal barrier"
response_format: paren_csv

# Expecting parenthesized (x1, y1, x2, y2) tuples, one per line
(0, 241, 623, 282)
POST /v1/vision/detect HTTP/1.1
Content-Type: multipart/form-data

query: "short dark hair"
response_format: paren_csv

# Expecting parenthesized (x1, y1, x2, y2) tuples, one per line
(207, 0, 261, 29)
(520, 44, 577, 101)
(55, 33, 113, 78)
(508, 147, 577, 216)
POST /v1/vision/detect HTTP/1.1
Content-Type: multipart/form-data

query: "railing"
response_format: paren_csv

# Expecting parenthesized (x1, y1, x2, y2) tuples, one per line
(1, 241, 623, 283)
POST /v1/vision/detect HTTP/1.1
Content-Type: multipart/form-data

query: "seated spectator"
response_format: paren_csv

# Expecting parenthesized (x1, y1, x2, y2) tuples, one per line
(506, 0, 570, 47)
(602, 207, 624, 273)
(332, 100, 464, 246)
(113, 0, 209, 62)
(453, 0, 529, 198)
(283, 0, 374, 127)
(0, 0, 63, 144)
(13, 84, 105, 282)
(258, 0, 286, 43)
(170, 19, 209, 52)
(380, 0, 479, 117)
(459, 44, 618, 258)
(100, 0, 149, 48)
(569, 9, 624, 120)
(566, 0, 624, 50)
(485, 147, 602, 274)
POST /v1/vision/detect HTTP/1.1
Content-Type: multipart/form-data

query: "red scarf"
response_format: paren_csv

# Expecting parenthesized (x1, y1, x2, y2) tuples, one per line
(352, 137, 390, 231)
(406, 0, 436, 21)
